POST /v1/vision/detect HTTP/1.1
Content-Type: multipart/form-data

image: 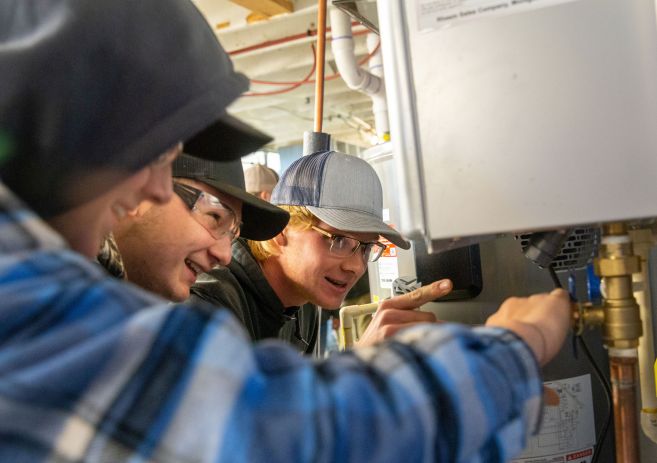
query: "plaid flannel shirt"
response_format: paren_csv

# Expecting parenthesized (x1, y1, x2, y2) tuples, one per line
(0, 181, 544, 462)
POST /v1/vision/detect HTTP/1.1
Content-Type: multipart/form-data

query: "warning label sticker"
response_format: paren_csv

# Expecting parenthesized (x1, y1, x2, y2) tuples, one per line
(377, 239, 398, 289)
(511, 374, 596, 463)
(416, 0, 581, 32)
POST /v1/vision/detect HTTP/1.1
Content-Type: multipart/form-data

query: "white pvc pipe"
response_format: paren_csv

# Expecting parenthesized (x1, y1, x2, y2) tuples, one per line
(330, 9, 389, 140)
(367, 32, 390, 138)
(329, 9, 382, 94)
(339, 302, 378, 349)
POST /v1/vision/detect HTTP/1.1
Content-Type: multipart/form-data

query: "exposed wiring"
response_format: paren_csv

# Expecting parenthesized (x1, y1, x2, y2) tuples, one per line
(546, 264, 612, 463)
(227, 22, 366, 57)
(548, 265, 562, 288)
(243, 44, 317, 97)
(248, 41, 381, 87)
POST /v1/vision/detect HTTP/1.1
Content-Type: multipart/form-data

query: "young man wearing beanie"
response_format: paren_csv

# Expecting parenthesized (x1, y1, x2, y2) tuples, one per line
(244, 163, 280, 201)
(105, 153, 289, 301)
(0, 1, 573, 461)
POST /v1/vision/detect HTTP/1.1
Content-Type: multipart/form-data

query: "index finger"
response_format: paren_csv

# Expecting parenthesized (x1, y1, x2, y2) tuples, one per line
(380, 279, 452, 311)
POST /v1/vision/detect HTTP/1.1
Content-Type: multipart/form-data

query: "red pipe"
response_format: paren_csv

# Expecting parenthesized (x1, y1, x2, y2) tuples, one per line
(227, 22, 364, 56)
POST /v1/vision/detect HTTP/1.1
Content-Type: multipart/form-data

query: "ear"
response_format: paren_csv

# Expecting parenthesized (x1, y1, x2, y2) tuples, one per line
(273, 229, 288, 248)
(130, 201, 153, 218)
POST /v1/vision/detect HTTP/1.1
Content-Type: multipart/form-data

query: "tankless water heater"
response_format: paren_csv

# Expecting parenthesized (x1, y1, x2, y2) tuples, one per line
(378, 0, 657, 252)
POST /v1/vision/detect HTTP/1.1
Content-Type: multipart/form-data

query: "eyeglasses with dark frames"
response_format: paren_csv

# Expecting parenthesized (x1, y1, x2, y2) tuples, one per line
(173, 182, 241, 241)
(310, 225, 387, 263)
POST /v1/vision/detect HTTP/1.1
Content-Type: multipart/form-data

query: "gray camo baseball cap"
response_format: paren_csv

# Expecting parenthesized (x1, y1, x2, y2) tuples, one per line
(271, 150, 410, 249)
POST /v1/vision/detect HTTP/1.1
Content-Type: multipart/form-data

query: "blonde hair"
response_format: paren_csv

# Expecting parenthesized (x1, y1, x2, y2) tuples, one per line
(248, 205, 317, 261)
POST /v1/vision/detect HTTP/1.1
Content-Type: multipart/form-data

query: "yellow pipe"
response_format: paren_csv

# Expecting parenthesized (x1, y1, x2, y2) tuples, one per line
(629, 229, 657, 443)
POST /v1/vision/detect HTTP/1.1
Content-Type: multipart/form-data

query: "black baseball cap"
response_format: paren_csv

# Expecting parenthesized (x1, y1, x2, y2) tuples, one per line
(185, 112, 272, 163)
(173, 154, 289, 240)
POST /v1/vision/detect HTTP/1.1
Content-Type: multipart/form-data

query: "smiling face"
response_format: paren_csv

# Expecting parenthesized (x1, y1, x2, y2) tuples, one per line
(263, 220, 376, 309)
(46, 145, 180, 258)
(113, 177, 242, 302)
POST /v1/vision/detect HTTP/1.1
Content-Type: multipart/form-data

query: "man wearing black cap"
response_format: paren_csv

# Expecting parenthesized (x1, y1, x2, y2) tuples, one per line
(0, 0, 573, 461)
(108, 154, 289, 301)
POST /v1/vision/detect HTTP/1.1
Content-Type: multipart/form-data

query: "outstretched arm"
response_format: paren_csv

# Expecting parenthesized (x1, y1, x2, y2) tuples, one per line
(1, 253, 571, 462)
(354, 279, 452, 347)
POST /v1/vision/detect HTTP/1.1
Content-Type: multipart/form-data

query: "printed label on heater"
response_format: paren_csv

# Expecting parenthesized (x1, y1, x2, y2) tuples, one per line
(416, 0, 581, 32)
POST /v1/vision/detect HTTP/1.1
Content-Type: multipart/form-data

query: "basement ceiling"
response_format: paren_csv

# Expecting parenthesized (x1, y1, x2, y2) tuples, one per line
(193, 0, 379, 150)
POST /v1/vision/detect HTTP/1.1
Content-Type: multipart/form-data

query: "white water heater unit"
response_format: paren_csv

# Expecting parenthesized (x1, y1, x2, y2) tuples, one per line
(378, 0, 657, 252)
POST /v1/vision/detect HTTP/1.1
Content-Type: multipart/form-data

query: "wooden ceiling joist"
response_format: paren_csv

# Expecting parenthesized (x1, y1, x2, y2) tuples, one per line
(229, 0, 294, 17)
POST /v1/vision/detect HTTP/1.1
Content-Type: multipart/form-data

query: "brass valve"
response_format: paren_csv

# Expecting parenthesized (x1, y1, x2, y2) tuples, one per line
(571, 223, 643, 348)
(594, 223, 642, 349)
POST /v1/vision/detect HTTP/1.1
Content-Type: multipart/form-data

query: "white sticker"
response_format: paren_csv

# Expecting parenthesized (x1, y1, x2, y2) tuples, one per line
(512, 374, 596, 463)
(416, 0, 580, 32)
(377, 255, 399, 289)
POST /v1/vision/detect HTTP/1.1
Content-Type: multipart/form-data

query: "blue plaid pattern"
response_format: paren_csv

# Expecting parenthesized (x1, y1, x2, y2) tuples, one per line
(0, 181, 544, 462)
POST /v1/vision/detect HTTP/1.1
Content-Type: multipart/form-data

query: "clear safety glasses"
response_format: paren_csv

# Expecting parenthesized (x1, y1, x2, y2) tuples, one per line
(173, 182, 241, 241)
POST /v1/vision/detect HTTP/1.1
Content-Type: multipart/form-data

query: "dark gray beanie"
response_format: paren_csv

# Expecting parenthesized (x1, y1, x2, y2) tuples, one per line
(0, 0, 271, 217)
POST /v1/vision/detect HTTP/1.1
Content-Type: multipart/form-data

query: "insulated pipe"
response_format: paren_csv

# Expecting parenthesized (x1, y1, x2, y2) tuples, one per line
(302, 131, 331, 155)
(329, 9, 383, 95)
(630, 229, 657, 443)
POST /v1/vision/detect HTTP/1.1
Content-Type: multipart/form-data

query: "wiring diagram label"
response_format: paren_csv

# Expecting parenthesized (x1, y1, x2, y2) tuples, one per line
(415, 0, 581, 32)
(512, 374, 596, 463)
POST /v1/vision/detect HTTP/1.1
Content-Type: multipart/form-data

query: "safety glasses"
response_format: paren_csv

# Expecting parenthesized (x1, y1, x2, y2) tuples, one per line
(173, 182, 241, 241)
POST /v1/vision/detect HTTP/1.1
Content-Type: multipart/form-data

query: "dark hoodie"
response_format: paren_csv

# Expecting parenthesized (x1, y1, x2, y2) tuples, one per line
(0, 0, 269, 217)
(191, 239, 318, 354)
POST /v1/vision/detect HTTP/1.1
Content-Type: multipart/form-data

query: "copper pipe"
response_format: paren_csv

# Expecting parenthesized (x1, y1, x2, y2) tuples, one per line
(591, 223, 642, 462)
(313, 0, 328, 132)
(610, 353, 640, 463)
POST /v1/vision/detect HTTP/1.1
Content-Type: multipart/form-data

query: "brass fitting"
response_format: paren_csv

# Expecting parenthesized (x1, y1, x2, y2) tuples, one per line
(573, 302, 604, 335)
(602, 296, 642, 349)
(594, 244, 640, 277)
(592, 223, 643, 349)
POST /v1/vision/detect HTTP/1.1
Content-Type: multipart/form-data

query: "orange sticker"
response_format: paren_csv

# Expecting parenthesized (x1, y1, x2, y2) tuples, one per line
(379, 237, 397, 258)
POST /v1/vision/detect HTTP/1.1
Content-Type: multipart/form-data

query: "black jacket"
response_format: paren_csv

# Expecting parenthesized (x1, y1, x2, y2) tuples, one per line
(191, 239, 318, 354)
